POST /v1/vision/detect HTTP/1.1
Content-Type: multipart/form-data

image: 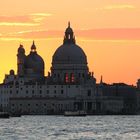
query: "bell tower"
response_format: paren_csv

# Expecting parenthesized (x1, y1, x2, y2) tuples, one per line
(17, 44, 26, 76)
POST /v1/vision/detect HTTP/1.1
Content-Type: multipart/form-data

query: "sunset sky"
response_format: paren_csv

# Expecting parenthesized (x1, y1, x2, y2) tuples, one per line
(0, 0, 140, 84)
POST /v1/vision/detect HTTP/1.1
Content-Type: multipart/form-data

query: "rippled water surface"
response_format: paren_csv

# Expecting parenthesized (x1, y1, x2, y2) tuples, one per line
(0, 115, 140, 140)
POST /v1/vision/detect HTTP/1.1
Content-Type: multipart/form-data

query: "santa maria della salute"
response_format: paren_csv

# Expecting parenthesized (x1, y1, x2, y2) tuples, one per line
(1, 23, 140, 115)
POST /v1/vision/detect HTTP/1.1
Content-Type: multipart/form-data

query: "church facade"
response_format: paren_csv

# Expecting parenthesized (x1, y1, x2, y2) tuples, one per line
(0, 23, 103, 115)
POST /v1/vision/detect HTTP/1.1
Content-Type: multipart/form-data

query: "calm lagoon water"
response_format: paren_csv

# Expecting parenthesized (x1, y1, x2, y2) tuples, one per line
(0, 115, 140, 140)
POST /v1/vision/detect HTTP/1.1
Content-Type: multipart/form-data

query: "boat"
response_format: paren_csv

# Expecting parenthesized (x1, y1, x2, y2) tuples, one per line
(64, 110, 87, 116)
(10, 114, 21, 117)
(0, 112, 10, 118)
(10, 111, 22, 117)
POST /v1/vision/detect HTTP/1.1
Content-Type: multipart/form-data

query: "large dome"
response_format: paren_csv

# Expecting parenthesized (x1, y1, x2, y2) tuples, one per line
(52, 22, 87, 65)
(52, 44, 87, 64)
(50, 23, 90, 84)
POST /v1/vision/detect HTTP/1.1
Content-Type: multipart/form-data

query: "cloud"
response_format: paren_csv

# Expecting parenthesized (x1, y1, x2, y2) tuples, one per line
(0, 37, 26, 41)
(96, 4, 136, 10)
(30, 13, 52, 22)
(0, 37, 60, 42)
(0, 15, 33, 22)
(30, 13, 52, 17)
(5, 30, 62, 38)
(2, 28, 140, 40)
(0, 22, 39, 26)
(105, 4, 135, 10)
(76, 28, 140, 40)
(0, 13, 52, 26)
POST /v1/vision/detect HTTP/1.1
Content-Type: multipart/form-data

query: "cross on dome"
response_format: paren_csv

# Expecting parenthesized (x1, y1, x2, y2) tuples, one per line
(68, 21, 70, 27)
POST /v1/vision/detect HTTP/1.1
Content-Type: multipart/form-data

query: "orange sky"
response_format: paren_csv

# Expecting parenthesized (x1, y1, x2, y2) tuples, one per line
(0, 0, 140, 84)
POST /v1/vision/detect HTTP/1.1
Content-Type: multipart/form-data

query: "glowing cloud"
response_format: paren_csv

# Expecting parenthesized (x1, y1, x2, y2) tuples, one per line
(0, 13, 52, 27)
(2, 30, 62, 39)
(0, 15, 33, 22)
(30, 13, 52, 22)
(76, 28, 140, 40)
(105, 4, 135, 10)
(30, 13, 52, 17)
(0, 22, 39, 26)
(0, 37, 28, 41)
(96, 4, 136, 10)
(2, 28, 140, 40)
(0, 15, 38, 26)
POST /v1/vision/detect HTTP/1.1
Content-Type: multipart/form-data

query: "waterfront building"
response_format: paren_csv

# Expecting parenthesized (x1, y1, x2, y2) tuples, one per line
(97, 82, 137, 114)
(0, 23, 139, 115)
(0, 23, 97, 115)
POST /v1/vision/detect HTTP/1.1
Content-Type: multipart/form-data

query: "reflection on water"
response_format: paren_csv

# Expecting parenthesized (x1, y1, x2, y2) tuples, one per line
(0, 115, 140, 140)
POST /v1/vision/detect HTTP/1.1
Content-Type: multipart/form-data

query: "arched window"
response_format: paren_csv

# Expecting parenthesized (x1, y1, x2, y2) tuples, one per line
(65, 73, 69, 83)
(71, 73, 75, 83)
(68, 34, 70, 39)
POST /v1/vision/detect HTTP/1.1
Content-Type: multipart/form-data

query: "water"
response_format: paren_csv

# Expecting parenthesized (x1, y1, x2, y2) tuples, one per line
(0, 115, 140, 140)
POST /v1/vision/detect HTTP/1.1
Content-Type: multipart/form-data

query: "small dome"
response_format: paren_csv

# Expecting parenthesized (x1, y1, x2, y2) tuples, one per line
(24, 42, 44, 76)
(18, 44, 25, 54)
(25, 52, 44, 74)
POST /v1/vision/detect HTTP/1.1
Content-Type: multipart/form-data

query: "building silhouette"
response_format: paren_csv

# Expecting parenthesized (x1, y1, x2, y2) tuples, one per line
(0, 23, 139, 115)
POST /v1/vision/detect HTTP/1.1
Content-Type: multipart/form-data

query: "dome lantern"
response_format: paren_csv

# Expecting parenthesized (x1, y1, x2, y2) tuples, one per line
(63, 22, 75, 44)
(31, 40, 36, 52)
